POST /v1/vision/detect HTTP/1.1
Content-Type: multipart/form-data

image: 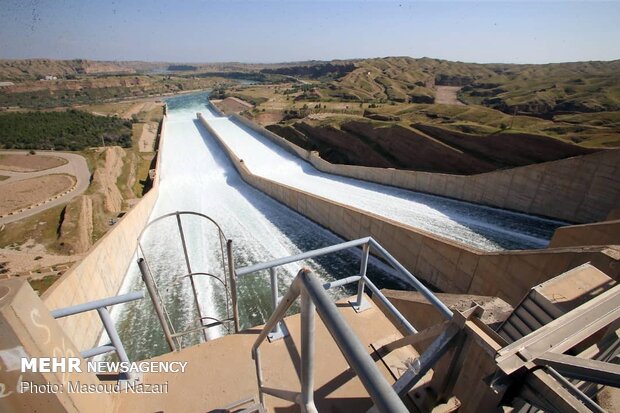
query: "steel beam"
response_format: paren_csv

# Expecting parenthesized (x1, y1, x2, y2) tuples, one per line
(300, 289, 317, 413)
(392, 323, 459, 398)
(536, 352, 620, 387)
(519, 369, 593, 413)
(138, 258, 177, 351)
(301, 270, 408, 413)
(497, 284, 620, 375)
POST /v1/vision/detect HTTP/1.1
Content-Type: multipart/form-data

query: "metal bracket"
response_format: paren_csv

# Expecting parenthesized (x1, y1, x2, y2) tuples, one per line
(350, 297, 372, 313)
(268, 321, 289, 342)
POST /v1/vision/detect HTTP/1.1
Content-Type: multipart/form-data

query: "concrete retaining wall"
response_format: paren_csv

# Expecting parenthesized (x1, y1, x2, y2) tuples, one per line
(231, 113, 311, 160)
(550, 219, 620, 248)
(203, 114, 620, 306)
(41, 114, 167, 350)
(209, 102, 226, 117)
(230, 114, 620, 224)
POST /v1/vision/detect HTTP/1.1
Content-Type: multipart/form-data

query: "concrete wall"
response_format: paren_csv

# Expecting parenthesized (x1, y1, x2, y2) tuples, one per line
(231, 113, 311, 160)
(549, 219, 620, 248)
(1, 279, 110, 413)
(208, 102, 226, 117)
(202, 114, 620, 307)
(40, 114, 167, 350)
(230, 114, 620, 224)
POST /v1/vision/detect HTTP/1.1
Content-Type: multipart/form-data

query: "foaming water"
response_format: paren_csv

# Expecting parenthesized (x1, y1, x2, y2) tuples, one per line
(205, 117, 566, 251)
(110, 92, 406, 361)
(110, 91, 564, 361)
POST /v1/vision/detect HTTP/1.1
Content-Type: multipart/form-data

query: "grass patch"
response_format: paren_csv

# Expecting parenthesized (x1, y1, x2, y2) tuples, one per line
(137, 105, 164, 123)
(116, 150, 136, 200)
(0, 204, 65, 252)
(0, 175, 9, 181)
(80, 148, 103, 176)
(80, 102, 136, 117)
(132, 122, 145, 145)
(133, 153, 155, 197)
(29, 274, 62, 296)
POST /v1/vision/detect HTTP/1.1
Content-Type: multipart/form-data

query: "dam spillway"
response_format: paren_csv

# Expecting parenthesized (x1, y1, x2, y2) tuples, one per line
(203, 116, 566, 251)
(112, 92, 565, 361)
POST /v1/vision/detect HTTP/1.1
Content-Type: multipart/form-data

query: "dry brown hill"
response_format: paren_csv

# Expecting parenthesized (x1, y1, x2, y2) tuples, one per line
(0, 59, 135, 81)
(267, 120, 596, 175)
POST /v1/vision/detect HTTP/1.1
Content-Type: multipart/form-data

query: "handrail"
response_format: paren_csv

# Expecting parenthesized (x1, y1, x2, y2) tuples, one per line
(51, 291, 144, 380)
(236, 237, 371, 276)
(367, 238, 452, 319)
(51, 291, 144, 318)
(252, 268, 408, 413)
(138, 210, 228, 240)
(233, 236, 452, 339)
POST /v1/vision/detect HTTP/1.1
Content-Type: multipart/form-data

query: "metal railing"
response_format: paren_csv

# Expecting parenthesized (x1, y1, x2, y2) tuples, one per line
(252, 268, 408, 413)
(137, 211, 237, 351)
(231, 236, 452, 339)
(230, 236, 454, 411)
(51, 291, 144, 378)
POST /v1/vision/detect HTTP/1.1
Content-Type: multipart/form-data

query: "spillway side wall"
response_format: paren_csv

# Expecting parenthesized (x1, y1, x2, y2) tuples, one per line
(40, 115, 167, 350)
(549, 219, 620, 248)
(231, 114, 620, 224)
(202, 114, 619, 306)
(209, 102, 226, 117)
(230, 113, 310, 160)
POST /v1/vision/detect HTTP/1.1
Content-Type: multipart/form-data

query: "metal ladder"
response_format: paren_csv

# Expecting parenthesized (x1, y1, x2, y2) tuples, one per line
(137, 211, 239, 352)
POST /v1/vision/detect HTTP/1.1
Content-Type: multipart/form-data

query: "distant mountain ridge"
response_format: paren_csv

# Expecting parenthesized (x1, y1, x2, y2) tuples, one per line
(0, 59, 137, 80)
(2, 56, 619, 116)
(316, 57, 620, 116)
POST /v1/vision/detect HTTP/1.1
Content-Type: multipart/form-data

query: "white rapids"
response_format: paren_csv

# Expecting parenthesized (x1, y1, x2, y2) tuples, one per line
(108, 92, 564, 361)
(109, 93, 406, 361)
(203, 113, 566, 251)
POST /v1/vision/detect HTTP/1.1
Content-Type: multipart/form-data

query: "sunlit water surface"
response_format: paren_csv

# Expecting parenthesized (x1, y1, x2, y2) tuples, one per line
(109, 92, 564, 361)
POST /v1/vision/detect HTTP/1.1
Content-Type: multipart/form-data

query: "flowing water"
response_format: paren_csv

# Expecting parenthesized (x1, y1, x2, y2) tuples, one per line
(205, 117, 567, 251)
(110, 91, 565, 361)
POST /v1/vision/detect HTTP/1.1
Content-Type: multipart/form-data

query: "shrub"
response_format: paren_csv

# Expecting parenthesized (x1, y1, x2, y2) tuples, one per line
(0, 110, 133, 150)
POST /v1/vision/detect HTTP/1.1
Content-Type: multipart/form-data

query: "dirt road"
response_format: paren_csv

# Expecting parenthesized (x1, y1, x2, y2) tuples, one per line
(0, 151, 90, 224)
(435, 86, 465, 105)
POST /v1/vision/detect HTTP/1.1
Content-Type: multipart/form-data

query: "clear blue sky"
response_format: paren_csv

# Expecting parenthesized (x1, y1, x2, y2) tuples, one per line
(1, 1, 619, 64)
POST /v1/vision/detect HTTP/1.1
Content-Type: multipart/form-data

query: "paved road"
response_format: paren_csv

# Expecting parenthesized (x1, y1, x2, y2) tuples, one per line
(0, 151, 91, 225)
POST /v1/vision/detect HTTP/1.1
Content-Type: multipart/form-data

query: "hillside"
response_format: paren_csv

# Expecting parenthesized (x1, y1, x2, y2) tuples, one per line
(320, 57, 493, 103)
(0, 75, 223, 109)
(459, 61, 620, 116)
(267, 120, 596, 175)
(0, 59, 135, 81)
(275, 57, 620, 116)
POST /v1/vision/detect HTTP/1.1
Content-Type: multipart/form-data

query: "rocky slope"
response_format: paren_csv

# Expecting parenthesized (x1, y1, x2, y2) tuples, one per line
(268, 120, 596, 174)
(90, 147, 125, 213)
(58, 195, 93, 254)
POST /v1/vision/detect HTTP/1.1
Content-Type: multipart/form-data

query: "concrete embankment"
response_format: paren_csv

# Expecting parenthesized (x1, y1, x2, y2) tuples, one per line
(231, 114, 620, 224)
(41, 115, 167, 350)
(201, 113, 619, 307)
(208, 102, 226, 117)
(550, 219, 620, 248)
